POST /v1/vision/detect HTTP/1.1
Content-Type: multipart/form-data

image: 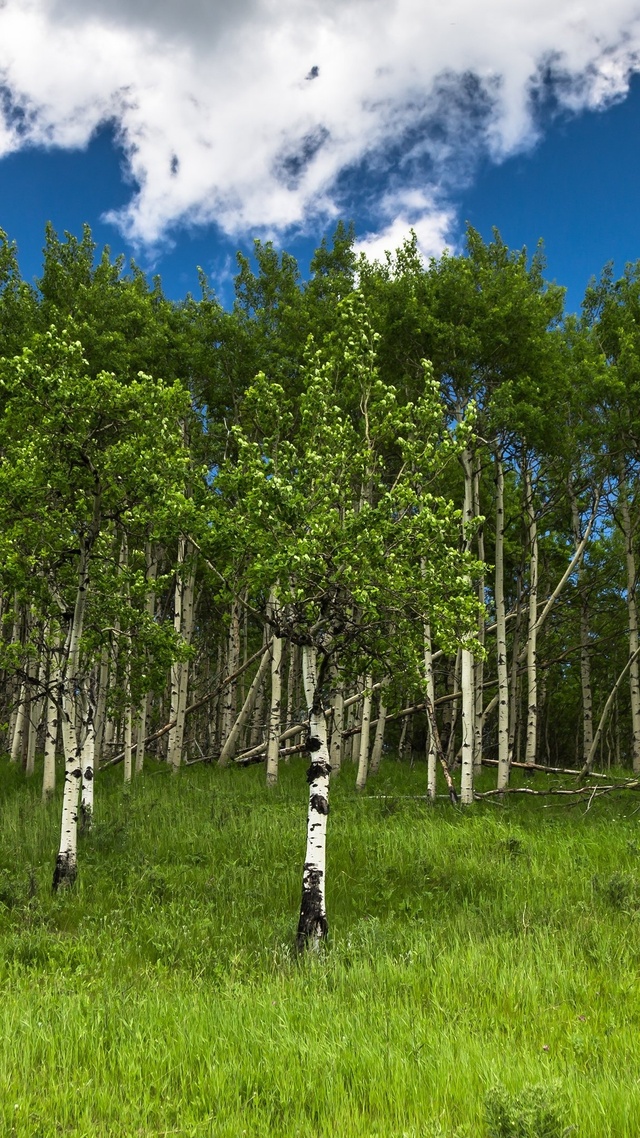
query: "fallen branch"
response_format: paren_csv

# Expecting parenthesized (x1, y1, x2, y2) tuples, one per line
(482, 757, 610, 780)
(474, 779, 640, 799)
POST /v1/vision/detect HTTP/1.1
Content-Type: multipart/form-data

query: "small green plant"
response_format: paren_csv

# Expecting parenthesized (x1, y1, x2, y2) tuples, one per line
(485, 1082, 569, 1138)
(593, 870, 640, 911)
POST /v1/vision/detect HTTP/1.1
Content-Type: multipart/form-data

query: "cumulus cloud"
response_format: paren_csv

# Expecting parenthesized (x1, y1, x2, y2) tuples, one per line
(1, 0, 640, 252)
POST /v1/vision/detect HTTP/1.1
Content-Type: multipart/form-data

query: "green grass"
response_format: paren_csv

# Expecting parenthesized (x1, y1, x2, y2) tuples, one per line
(2, 755, 640, 1136)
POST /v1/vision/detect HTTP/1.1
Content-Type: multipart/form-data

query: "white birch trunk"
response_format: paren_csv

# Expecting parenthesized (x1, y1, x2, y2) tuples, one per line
(167, 543, 196, 771)
(619, 478, 640, 772)
(266, 591, 283, 788)
(53, 538, 91, 889)
(93, 646, 109, 770)
(42, 683, 59, 803)
(355, 675, 373, 791)
(10, 684, 26, 764)
(369, 679, 389, 778)
(569, 486, 594, 765)
(524, 463, 539, 769)
(329, 678, 344, 775)
(494, 452, 510, 789)
(220, 598, 242, 742)
(508, 573, 523, 764)
(473, 454, 485, 774)
(424, 622, 438, 801)
(79, 678, 96, 830)
(296, 645, 331, 951)
(124, 704, 133, 785)
(136, 542, 158, 774)
(460, 446, 475, 804)
(218, 647, 271, 766)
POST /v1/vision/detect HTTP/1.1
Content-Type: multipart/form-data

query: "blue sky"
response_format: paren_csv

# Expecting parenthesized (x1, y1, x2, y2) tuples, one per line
(1, 1, 640, 315)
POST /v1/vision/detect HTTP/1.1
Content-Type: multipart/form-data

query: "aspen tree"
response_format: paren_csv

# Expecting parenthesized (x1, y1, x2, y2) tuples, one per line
(211, 295, 478, 945)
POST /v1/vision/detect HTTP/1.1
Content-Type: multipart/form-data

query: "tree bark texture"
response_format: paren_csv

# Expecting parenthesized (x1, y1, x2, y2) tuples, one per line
(296, 646, 331, 951)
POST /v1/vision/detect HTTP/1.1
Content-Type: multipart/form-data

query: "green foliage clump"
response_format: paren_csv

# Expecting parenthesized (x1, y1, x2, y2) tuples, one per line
(485, 1082, 569, 1138)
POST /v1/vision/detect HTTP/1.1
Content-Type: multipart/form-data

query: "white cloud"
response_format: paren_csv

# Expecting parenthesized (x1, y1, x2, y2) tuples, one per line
(1, 0, 640, 249)
(355, 192, 457, 265)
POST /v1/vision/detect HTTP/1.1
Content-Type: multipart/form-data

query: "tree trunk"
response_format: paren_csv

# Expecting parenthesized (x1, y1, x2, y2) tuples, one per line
(619, 476, 640, 772)
(167, 542, 196, 771)
(424, 622, 437, 800)
(93, 646, 109, 770)
(10, 684, 26, 764)
(460, 446, 475, 804)
(296, 645, 331, 951)
(369, 678, 389, 778)
(218, 646, 271, 766)
(266, 591, 283, 787)
(355, 675, 373, 791)
(569, 484, 594, 765)
(524, 462, 539, 769)
(42, 654, 59, 803)
(494, 451, 510, 789)
(473, 452, 485, 775)
(79, 676, 96, 831)
(329, 676, 344, 775)
(136, 541, 158, 773)
(53, 536, 92, 890)
(220, 597, 242, 743)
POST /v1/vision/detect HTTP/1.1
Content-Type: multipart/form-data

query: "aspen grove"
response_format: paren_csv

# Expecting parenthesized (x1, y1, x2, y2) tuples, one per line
(3, 220, 640, 946)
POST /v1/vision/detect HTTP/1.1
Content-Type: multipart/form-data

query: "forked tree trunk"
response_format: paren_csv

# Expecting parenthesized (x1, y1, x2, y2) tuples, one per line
(296, 645, 331, 951)
(494, 451, 510, 789)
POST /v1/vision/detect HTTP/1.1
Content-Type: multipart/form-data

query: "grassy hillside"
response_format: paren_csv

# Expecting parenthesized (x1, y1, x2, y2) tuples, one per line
(1, 756, 640, 1136)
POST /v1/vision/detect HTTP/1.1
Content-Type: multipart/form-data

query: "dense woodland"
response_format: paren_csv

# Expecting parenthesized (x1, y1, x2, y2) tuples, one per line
(2, 219, 640, 947)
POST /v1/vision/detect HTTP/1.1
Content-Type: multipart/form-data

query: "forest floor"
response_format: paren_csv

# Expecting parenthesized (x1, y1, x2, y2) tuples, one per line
(1, 755, 640, 1137)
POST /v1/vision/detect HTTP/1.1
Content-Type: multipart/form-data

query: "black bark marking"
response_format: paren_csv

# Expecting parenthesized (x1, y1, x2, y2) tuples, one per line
(296, 864, 328, 951)
(83, 768, 94, 781)
(71, 767, 82, 779)
(306, 760, 331, 784)
(310, 794, 329, 815)
(306, 735, 322, 752)
(52, 852, 77, 892)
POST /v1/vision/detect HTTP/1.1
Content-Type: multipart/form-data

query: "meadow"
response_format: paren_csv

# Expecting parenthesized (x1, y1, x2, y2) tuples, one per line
(1, 756, 640, 1137)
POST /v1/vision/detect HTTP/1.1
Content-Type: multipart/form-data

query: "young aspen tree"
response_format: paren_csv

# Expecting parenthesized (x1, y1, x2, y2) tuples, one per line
(211, 294, 479, 948)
